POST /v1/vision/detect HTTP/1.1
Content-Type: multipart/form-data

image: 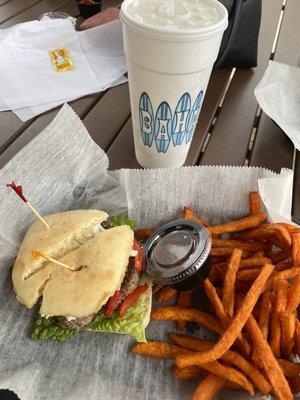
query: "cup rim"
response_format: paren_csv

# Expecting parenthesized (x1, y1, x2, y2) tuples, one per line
(39, 11, 72, 20)
(120, 0, 228, 42)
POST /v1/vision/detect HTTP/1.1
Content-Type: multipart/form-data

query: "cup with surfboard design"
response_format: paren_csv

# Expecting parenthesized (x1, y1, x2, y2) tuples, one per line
(120, 0, 228, 168)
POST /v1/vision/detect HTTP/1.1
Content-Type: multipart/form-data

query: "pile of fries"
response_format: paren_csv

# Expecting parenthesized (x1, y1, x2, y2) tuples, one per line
(134, 192, 300, 400)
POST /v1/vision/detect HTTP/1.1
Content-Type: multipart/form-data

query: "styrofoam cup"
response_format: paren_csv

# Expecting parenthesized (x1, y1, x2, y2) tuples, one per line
(120, 0, 228, 168)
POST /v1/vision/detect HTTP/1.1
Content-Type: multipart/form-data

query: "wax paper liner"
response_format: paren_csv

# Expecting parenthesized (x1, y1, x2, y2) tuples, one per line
(115, 165, 294, 228)
(0, 104, 298, 400)
(255, 61, 300, 150)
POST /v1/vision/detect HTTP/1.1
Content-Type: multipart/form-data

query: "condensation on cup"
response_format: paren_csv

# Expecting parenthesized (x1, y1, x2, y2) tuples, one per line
(120, 0, 228, 168)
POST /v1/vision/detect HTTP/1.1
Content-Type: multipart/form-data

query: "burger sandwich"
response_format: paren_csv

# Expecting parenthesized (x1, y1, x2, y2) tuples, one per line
(12, 210, 152, 341)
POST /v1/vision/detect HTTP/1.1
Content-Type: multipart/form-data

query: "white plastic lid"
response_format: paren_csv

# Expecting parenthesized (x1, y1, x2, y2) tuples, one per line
(120, 0, 228, 41)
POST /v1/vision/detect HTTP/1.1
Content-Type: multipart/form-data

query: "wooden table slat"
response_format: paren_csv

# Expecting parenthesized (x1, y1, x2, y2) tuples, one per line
(250, 117, 294, 172)
(107, 118, 139, 169)
(0, 0, 13, 6)
(185, 69, 233, 165)
(82, 83, 131, 151)
(0, 94, 100, 169)
(272, 0, 300, 67)
(0, 0, 43, 25)
(0, 80, 132, 169)
(0, 112, 32, 153)
(56, 0, 80, 16)
(199, 0, 284, 167)
(0, 0, 74, 28)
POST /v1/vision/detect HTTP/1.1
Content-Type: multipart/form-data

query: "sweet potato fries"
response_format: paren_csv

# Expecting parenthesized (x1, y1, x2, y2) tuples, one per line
(132, 192, 300, 400)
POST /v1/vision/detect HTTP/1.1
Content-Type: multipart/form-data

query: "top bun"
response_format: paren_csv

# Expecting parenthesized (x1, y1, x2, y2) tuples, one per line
(13, 210, 108, 308)
(40, 225, 134, 318)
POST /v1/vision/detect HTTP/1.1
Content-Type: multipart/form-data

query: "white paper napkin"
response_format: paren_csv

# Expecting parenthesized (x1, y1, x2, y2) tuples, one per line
(0, 19, 100, 110)
(0, 19, 127, 120)
(254, 61, 300, 150)
(12, 76, 127, 121)
(78, 19, 127, 88)
(258, 168, 296, 224)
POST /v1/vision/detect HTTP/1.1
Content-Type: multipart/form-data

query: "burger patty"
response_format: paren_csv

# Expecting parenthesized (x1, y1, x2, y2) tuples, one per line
(58, 259, 140, 329)
(117, 259, 140, 306)
(101, 220, 113, 230)
(57, 313, 95, 329)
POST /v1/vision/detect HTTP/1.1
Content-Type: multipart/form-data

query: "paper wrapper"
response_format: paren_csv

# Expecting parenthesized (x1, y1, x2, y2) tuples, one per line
(254, 60, 300, 150)
(0, 104, 297, 400)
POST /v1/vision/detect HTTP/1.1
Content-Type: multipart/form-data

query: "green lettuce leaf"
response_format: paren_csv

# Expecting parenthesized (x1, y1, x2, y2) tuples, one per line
(31, 315, 77, 341)
(87, 284, 152, 342)
(30, 286, 152, 342)
(110, 214, 138, 230)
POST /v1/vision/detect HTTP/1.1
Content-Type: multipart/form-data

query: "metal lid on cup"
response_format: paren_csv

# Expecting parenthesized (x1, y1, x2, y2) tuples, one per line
(144, 219, 211, 284)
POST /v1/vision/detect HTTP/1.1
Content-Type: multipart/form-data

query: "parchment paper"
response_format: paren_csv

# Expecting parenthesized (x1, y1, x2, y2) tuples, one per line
(255, 61, 300, 150)
(0, 104, 296, 400)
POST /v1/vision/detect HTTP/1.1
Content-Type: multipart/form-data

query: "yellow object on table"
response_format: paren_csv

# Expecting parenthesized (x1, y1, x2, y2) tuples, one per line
(49, 48, 73, 72)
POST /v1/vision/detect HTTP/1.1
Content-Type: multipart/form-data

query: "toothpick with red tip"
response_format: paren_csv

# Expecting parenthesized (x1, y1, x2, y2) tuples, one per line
(6, 182, 50, 229)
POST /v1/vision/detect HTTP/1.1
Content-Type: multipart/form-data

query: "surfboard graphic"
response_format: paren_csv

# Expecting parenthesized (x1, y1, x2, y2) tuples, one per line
(139, 92, 154, 147)
(154, 101, 172, 153)
(172, 93, 191, 146)
(186, 90, 204, 143)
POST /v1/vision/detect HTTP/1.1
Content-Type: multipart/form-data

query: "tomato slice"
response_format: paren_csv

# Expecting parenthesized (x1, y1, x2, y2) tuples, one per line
(119, 284, 148, 317)
(105, 290, 121, 317)
(133, 239, 143, 272)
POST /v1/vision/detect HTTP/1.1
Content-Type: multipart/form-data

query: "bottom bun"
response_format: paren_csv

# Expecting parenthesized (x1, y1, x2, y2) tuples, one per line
(31, 284, 152, 342)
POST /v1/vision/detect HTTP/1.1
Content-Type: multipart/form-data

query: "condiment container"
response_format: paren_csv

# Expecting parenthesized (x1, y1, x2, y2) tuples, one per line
(144, 219, 211, 290)
(77, 0, 102, 19)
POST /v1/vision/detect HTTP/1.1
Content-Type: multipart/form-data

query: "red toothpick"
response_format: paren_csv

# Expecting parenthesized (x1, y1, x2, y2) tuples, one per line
(6, 182, 50, 229)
